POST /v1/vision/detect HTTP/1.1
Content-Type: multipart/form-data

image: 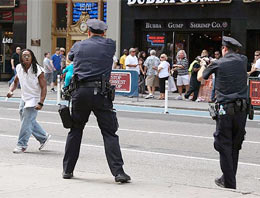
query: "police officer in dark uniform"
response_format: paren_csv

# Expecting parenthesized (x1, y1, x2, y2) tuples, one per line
(197, 36, 248, 189)
(62, 19, 131, 183)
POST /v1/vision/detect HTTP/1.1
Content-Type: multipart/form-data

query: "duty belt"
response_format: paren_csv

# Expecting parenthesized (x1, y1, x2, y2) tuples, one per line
(216, 99, 247, 115)
(78, 81, 102, 88)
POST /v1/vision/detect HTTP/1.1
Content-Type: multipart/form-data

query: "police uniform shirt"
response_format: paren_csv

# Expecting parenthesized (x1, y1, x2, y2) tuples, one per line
(68, 36, 116, 82)
(202, 52, 248, 104)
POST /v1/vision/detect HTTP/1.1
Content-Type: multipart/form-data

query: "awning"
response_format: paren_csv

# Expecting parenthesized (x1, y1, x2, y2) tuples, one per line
(243, 0, 260, 2)
(0, 0, 15, 8)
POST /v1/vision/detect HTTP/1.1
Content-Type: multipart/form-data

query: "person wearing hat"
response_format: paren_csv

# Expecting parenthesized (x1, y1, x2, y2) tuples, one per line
(62, 19, 131, 183)
(198, 36, 248, 189)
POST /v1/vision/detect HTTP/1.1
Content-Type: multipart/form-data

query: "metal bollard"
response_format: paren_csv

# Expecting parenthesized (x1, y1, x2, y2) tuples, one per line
(164, 80, 169, 114)
(57, 75, 61, 105)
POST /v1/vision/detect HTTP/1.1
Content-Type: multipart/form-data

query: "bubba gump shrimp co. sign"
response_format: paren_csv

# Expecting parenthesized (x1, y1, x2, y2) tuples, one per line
(127, 0, 232, 5)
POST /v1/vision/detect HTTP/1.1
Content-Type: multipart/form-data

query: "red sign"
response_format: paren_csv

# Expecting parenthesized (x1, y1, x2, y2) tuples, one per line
(250, 80, 260, 106)
(0, 11, 13, 22)
(148, 36, 165, 44)
(110, 72, 131, 93)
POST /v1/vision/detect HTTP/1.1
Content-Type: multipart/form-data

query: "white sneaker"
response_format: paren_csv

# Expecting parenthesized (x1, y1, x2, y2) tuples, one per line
(145, 94, 154, 99)
(39, 134, 51, 150)
(13, 146, 26, 154)
(175, 95, 183, 100)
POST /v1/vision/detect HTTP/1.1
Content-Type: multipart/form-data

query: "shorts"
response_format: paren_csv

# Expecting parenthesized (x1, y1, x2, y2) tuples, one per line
(145, 75, 159, 87)
(177, 74, 190, 86)
(44, 73, 53, 85)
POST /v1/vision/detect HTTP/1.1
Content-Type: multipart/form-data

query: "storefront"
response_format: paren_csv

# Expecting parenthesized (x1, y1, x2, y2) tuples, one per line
(52, 0, 107, 53)
(0, 0, 27, 81)
(121, 0, 260, 64)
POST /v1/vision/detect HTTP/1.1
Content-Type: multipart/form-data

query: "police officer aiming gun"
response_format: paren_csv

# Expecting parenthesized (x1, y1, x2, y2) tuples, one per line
(62, 19, 131, 183)
(197, 36, 248, 189)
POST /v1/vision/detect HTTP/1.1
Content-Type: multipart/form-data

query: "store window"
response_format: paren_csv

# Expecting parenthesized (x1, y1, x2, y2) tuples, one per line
(56, 3, 67, 29)
(0, 30, 13, 74)
(57, 37, 66, 49)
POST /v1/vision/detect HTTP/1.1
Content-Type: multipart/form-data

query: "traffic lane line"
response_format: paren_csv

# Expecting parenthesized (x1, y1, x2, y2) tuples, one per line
(0, 117, 259, 145)
(0, 133, 260, 168)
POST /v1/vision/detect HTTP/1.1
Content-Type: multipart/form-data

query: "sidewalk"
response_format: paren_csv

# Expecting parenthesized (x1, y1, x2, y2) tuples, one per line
(1, 161, 259, 198)
(0, 82, 215, 111)
(0, 82, 259, 114)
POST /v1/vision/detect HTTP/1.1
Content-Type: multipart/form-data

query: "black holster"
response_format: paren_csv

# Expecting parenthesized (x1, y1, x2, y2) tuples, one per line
(208, 103, 218, 120)
(247, 98, 254, 120)
(108, 85, 116, 101)
(58, 104, 73, 129)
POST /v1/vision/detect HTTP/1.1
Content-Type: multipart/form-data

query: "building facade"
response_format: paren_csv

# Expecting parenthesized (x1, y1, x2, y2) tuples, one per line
(52, 0, 108, 54)
(121, 0, 260, 64)
(0, 0, 27, 80)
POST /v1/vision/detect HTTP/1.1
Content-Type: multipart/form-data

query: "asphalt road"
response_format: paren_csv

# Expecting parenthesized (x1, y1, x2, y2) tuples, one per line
(0, 101, 259, 197)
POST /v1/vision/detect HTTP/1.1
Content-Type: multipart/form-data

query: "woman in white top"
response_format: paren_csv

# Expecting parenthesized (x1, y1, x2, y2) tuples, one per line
(158, 54, 170, 100)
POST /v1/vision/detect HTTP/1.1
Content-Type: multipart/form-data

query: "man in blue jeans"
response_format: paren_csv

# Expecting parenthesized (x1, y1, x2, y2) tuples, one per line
(7, 49, 51, 153)
(51, 48, 62, 92)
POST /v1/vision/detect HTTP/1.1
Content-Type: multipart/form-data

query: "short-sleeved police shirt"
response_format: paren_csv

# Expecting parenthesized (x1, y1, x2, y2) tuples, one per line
(203, 52, 248, 104)
(69, 36, 115, 82)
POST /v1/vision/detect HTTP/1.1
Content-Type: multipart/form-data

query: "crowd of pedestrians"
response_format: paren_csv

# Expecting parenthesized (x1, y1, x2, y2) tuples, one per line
(117, 47, 234, 102)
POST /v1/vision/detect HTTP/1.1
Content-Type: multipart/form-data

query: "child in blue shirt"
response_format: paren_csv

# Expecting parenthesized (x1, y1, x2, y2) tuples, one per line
(62, 63, 73, 88)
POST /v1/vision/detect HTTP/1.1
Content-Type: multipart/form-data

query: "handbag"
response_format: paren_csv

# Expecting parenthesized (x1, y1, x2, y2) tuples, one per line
(168, 75, 177, 92)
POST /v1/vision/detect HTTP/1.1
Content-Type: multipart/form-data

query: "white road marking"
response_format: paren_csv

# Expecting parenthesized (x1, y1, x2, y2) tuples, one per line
(0, 117, 260, 145)
(1, 133, 260, 168)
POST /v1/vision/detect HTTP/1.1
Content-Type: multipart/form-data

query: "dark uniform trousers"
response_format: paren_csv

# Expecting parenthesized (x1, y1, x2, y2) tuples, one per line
(213, 110, 247, 189)
(63, 87, 124, 176)
(184, 74, 201, 101)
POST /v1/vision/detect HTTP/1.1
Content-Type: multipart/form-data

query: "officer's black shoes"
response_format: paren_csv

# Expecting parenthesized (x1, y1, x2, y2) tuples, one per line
(215, 177, 225, 188)
(62, 172, 73, 179)
(115, 172, 131, 183)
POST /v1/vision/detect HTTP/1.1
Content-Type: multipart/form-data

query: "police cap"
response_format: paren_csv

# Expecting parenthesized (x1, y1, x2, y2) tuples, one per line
(222, 36, 242, 49)
(86, 19, 108, 34)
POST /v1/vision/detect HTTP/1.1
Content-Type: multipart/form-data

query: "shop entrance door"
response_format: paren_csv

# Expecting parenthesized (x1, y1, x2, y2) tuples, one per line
(189, 32, 222, 61)
(247, 30, 260, 64)
(172, 32, 222, 63)
(0, 31, 13, 80)
(173, 33, 189, 61)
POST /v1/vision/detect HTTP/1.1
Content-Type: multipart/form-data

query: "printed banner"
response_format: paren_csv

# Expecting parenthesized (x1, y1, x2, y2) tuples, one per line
(110, 72, 131, 93)
(110, 70, 139, 97)
(250, 80, 260, 106)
